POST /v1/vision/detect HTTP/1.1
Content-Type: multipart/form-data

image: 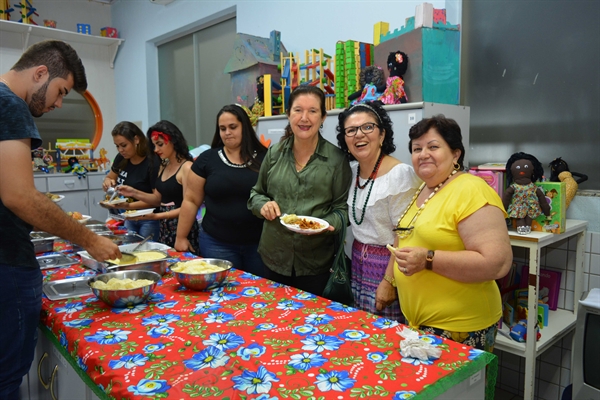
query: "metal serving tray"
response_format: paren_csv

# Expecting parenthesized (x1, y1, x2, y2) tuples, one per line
(78, 243, 175, 275)
(71, 232, 145, 252)
(36, 253, 79, 270)
(43, 277, 93, 300)
(31, 233, 59, 254)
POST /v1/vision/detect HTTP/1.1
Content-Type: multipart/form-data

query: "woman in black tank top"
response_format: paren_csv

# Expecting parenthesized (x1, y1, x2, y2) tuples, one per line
(116, 121, 199, 253)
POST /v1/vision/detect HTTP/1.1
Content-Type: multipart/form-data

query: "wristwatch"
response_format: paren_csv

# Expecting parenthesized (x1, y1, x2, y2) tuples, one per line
(425, 250, 435, 270)
(383, 274, 396, 287)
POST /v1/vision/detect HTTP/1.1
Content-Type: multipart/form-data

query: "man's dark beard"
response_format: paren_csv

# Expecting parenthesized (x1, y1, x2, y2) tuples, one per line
(29, 80, 50, 118)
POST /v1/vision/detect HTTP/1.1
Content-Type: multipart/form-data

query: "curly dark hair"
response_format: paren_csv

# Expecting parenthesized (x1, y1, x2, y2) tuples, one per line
(408, 115, 465, 170)
(336, 101, 395, 161)
(505, 152, 545, 185)
(147, 120, 192, 163)
(360, 65, 385, 87)
(211, 104, 267, 173)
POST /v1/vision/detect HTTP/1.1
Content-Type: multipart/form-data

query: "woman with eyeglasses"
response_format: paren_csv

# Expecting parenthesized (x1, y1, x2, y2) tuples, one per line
(248, 85, 352, 296)
(387, 115, 512, 351)
(336, 101, 420, 320)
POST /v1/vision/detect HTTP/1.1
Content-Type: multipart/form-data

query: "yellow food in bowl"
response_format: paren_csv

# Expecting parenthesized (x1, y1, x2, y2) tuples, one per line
(134, 251, 167, 262)
(91, 277, 154, 290)
(171, 260, 226, 274)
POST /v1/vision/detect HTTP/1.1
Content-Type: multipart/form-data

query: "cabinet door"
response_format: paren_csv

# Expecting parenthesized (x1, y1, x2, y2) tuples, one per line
(88, 189, 109, 222)
(54, 191, 89, 215)
(46, 338, 89, 400)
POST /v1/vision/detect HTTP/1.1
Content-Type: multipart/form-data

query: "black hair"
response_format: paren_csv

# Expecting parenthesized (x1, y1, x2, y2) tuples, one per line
(505, 152, 545, 184)
(408, 114, 465, 170)
(12, 40, 87, 93)
(387, 51, 409, 78)
(280, 85, 326, 142)
(147, 120, 192, 163)
(336, 101, 396, 161)
(211, 104, 267, 172)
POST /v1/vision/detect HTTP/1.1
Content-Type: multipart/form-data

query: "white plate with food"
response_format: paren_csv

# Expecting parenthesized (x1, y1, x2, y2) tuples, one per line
(100, 198, 128, 206)
(280, 214, 329, 234)
(76, 215, 92, 223)
(120, 208, 156, 219)
(47, 193, 65, 203)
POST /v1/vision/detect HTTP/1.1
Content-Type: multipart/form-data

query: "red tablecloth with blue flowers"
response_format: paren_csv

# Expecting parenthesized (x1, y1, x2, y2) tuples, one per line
(40, 246, 496, 400)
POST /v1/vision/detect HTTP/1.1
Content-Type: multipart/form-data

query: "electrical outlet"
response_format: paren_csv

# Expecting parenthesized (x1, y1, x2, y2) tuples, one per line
(469, 370, 482, 386)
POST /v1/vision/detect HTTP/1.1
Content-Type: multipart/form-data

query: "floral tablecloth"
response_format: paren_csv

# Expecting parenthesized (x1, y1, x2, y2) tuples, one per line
(40, 245, 496, 400)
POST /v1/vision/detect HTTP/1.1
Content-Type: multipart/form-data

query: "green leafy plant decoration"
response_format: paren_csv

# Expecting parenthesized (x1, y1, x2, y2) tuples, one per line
(329, 355, 362, 366)
(368, 334, 394, 349)
(144, 360, 178, 380)
(112, 341, 138, 356)
(181, 384, 224, 397)
(263, 338, 295, 350)
(374, 360, 403, 380)
(349, 384, 390, 398)
(277, 385, 317, 399)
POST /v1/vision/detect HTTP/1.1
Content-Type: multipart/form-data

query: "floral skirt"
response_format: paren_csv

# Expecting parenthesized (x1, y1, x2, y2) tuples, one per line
(158, 205, 199, 255)
(351, 240, 404, 322)
(419, 323, 498, 352)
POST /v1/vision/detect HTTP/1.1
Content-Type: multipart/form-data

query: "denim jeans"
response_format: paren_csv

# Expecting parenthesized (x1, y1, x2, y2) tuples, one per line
(0, 265, 43, 399)
(124, 219, 160, 241)
(199, 227, 266, 277)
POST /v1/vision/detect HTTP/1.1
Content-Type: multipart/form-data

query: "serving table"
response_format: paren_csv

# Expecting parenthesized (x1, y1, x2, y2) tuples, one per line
(34, 245, 496, 399)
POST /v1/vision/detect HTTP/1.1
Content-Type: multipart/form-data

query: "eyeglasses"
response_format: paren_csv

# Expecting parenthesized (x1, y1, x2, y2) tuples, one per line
(344, 122, 379, 137)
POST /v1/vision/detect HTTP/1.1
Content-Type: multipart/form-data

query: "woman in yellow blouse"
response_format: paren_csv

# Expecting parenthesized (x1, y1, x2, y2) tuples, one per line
(388, 115, 512, 351)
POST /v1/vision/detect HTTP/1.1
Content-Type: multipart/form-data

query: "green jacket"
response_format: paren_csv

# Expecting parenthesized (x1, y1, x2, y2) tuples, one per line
(248, 134, 352, 277)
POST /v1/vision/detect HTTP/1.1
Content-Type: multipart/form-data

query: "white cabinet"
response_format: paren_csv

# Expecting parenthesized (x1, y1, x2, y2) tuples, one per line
(35, 172, 108, 220)
(88, 174, 109, 222)
(495, 219, 588, 400)
(19, 328, 100, 400)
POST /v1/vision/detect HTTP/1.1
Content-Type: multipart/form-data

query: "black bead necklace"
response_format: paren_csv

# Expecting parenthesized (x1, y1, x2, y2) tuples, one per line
(352, 151, 385, 225)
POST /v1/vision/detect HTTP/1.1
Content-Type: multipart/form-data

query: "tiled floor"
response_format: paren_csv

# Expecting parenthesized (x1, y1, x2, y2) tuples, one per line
(495, 387, 523, 400)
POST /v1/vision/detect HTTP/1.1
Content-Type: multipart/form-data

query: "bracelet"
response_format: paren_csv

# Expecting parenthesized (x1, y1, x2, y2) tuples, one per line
(383, 274, 397, 288)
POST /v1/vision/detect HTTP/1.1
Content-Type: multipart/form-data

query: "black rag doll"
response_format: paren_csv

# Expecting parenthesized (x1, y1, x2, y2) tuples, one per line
(347, 65, 386, 105)
(548, 157, 588, 208)
(502, 152, 551, 234)
(378, 51, 409, 104)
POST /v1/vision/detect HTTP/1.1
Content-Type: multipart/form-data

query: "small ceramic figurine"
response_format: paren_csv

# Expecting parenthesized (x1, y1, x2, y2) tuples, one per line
(502, 152, 551, 235)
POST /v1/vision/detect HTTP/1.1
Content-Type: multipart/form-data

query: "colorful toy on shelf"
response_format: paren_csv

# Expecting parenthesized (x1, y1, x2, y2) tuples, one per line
(224, 30, 287, 111)
(335, 40, 374, 109)
(100, 26, 118, 38)
(378, 51, 409, 104)
(93, 147, 110, 172)
(55, 139, 93, 170)
(77, 23, 91, 35)
(14, 0, 37, 25)
(299, 49, 335, 98)
(509, 319, 541, 342)
(1, 0, 14, 20)
(43, 19, 56, 28)
(502, 152, 551, 235)
(348, 65, 385, 105)
(67, 157, 88, 179)
(548, 157, 588, 209)
(32, 147, 49, 173)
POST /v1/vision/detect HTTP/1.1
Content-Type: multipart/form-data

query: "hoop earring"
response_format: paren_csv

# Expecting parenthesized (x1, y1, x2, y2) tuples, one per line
(320, 124, 323, 129)
(453, 162, 461, 171)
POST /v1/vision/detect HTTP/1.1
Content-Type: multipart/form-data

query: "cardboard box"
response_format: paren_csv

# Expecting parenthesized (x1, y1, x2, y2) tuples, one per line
(532, 182, 566, 234)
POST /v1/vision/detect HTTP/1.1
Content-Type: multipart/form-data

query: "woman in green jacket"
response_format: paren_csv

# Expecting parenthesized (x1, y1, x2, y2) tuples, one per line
(248, 85, 352, 296)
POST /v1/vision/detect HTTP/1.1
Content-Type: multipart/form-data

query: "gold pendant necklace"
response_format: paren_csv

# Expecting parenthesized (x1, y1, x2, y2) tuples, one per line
(394, 170, 457, 239)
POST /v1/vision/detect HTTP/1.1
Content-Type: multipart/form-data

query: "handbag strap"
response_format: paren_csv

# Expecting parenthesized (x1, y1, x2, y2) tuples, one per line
(332, 209, 347, 260)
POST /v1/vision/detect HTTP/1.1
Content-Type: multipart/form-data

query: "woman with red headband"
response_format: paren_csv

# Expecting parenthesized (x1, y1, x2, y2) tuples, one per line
(101, 121, 160, 240)
(115, 121, 198, 252)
